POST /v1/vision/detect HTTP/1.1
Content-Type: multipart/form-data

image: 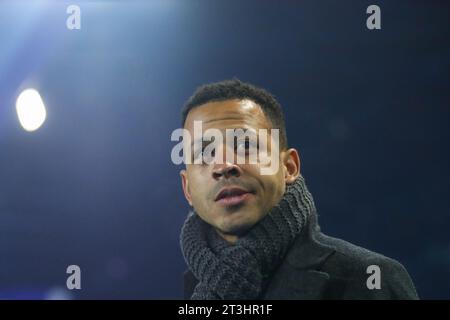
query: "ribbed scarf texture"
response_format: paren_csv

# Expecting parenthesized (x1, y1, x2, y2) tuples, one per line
(180, 175, 317, 300)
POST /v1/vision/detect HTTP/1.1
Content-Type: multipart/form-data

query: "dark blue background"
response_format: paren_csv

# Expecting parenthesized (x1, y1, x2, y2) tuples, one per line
(0, 0, 449, 299)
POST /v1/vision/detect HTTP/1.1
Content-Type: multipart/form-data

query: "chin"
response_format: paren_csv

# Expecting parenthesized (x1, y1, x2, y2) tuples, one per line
(218, 214, 260, 236)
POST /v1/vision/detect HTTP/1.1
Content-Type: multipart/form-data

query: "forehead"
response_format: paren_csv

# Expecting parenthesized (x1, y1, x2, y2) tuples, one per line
(184, 99, 272, 132)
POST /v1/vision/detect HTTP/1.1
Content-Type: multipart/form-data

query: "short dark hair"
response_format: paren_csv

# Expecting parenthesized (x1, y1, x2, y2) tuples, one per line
(181, 79, 288, 149)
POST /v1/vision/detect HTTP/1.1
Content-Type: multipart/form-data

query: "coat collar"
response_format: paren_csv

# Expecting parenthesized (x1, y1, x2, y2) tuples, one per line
(261, 228, 336, 299)
(285, 226, 335, 269)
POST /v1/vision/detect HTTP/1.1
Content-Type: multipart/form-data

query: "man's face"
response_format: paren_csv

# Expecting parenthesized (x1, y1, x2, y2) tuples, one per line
(180, 99, 289, 242)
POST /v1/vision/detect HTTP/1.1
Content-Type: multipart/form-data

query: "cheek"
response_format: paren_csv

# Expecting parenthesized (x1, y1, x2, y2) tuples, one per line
(240, 163, 260, 176)
(263, 175, 286, 206)
(241, 164, 285, 198)
(187, 171, 211, 207)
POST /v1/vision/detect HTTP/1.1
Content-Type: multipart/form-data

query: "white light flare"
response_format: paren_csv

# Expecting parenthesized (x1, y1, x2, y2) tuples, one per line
(16, 88, 47, 132)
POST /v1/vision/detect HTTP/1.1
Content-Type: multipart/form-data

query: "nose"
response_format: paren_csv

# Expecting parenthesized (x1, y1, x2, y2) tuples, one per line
(212, 162, 242, 180)
(211, 140, 243, 180)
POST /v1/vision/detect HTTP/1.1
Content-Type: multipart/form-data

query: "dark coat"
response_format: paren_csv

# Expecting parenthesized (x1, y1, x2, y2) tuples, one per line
(183, 215, 419, 300)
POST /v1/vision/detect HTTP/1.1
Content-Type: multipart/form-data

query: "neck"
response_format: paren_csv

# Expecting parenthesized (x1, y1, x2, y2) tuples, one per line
(215, 229, 238, 244)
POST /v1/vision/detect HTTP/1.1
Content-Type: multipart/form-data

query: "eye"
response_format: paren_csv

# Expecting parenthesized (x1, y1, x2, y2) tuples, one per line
(236, 138, 257, 153)
(192, 148, 203, 162)
(193, 144, 216, 164)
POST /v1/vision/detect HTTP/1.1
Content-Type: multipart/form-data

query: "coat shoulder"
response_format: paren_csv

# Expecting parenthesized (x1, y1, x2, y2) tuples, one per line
(310, 232, 419, 299)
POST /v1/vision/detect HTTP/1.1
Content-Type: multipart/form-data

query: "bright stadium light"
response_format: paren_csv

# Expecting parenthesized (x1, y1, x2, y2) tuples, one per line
(16, 88, 47, 132)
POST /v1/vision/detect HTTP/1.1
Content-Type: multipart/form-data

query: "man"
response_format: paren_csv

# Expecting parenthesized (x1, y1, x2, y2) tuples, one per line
(178, 79, 418, 300)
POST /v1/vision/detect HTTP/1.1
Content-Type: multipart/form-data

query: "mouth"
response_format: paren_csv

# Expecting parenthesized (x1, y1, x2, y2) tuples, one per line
(214, 187, 254, 207)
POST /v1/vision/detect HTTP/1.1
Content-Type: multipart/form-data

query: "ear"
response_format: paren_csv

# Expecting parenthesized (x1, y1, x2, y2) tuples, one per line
(283, 148, 301, 185)
(180, 169, 193, 206)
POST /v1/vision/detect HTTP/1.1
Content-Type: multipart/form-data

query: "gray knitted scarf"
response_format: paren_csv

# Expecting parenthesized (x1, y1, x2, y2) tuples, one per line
(180, 175, 317, 300)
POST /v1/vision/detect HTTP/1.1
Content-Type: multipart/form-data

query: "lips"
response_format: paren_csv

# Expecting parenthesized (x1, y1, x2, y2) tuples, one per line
(214, 187, 254, 206)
